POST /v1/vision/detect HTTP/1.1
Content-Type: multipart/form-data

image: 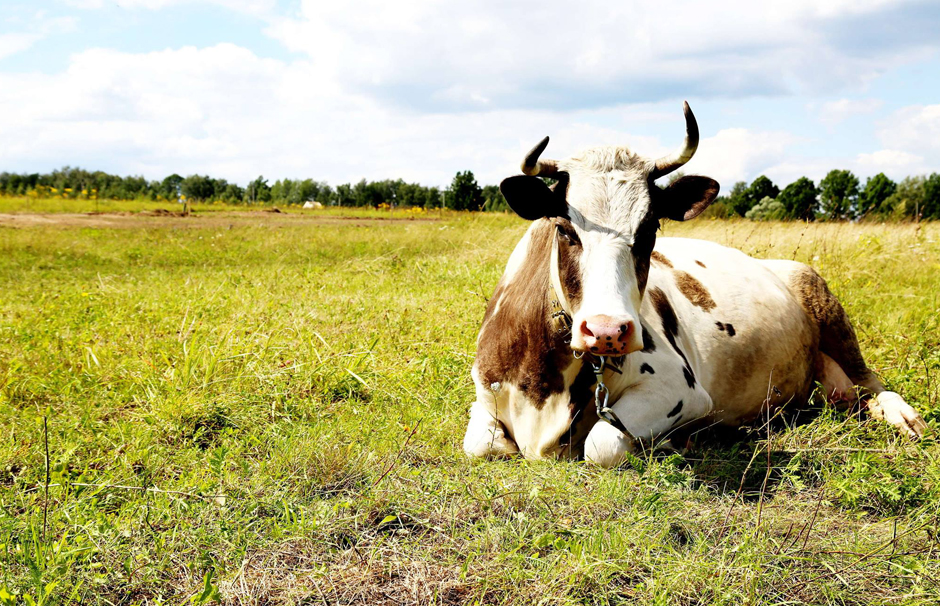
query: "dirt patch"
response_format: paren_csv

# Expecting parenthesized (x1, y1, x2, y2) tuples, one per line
(0, 211, 441, 229)
(221, 540, 494, 605)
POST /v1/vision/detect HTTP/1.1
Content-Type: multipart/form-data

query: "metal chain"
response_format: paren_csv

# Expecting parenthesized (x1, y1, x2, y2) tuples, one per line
(590, 355, 630, 434)
(591, 356, 611, 420)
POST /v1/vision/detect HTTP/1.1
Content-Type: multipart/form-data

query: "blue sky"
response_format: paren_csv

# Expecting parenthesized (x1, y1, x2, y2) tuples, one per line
(1, 0, 939, 188)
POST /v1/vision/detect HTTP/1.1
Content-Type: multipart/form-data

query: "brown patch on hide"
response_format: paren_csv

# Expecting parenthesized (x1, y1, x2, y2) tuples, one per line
(475, 219, 584, 407)
(641, 324, 656, 353)
(634, 253, 651, 295)
(650, 251, 673, 268)
(648, 287, 697, 388)
(629, 211, 659, 294)
(788, 266, 870, 384)
(553, 219, 583, 308)
(674, 271, 716, 312)
(695, 260, 706, 268)
(716, 321, 736, 337)
(667, 400, 684, 418)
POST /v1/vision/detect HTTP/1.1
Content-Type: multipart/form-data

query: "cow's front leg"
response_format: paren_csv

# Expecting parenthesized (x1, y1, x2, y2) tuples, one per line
(463, 400, 518, 458)
(584, 372, 712, 468)
(584, 421, 636, 468)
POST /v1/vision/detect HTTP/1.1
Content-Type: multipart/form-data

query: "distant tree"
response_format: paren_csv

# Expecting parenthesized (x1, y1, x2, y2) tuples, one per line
(858, 173, 896, 218)
(700, 198, 734, 218)
(293, 179, 320, 204)
(745, 196, 787, 221)
(882, 176, 926, 220)
(245, 176, 271, 204)
(335, 183, 354, 206)
(446, 171, 484, 211)
(370, 180, 393, 207)
(481, 184, 507, 211)
(426, 186, 442, 208)
(352, 179, 369, 207)
(818, 169, 860, 220)
(181, 174, 215, 201)
(778, 177, 818, 221)
(746, 175, 779, 207)
(923, 173, 940, 220)
(270, 179, 287, 204)
(219, 183, 244, 203)
(318, 182, 335, 205)
(725, 181, 750, 216)
(161, 174, 184, 199)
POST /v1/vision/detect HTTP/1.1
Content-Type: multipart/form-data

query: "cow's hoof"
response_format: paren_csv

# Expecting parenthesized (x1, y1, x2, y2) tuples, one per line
(584, 422, 636, 468)
(463, 421, 519, 458)
(867, 391, 927, 439)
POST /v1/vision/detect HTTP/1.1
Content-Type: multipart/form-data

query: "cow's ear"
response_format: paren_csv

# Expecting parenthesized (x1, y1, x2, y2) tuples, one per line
(657, 175, 720, 221)
(499, 175, 568, 220)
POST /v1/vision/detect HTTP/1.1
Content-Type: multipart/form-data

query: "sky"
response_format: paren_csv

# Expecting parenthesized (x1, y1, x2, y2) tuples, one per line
(1, 0, 939, 189)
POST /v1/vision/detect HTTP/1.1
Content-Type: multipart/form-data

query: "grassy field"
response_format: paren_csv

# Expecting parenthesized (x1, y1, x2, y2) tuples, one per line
(0, 195, 441, 219)
(1, 204, 938, 604)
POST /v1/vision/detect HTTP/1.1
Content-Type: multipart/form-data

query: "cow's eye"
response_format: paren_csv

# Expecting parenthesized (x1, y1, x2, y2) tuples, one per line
(555, 224, 579, 245)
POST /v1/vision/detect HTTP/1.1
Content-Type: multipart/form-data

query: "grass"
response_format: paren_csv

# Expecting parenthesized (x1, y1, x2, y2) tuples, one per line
(0, 195, 444, 219)
(0, 204, 938, 604)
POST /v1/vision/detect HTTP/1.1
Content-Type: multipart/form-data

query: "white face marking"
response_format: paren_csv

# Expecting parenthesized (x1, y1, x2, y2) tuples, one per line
(558, 151, 655, 351)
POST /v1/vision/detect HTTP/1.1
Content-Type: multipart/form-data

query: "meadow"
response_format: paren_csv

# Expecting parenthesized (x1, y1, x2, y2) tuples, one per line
(1, 199, 938, 604)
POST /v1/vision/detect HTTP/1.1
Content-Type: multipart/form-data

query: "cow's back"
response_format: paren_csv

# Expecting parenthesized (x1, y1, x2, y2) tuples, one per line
(644, 238, 819, 423)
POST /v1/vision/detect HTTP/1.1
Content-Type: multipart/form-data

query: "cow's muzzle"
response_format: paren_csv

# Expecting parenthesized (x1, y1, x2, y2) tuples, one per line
(572, 314, 643, 355)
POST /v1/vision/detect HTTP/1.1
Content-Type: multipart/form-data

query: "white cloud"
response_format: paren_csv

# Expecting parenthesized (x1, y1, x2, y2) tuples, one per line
(2, 1, 937, 188)
(877, 104, 940, 156)
(681, 128, 803, 185)
(264, 0, 937, 111)
(0, 15, 76, 60)
(0, 43, 769, 187)
(856, 149, 927, 178)
(0, 33, 42, 60)
(814, 98, 883, 125)
(63, 0, 275, 15)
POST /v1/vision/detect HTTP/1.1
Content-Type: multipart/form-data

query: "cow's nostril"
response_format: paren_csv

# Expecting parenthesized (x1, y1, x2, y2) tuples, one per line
(618, 322, 634, 343)
(580, 321, 594, 339)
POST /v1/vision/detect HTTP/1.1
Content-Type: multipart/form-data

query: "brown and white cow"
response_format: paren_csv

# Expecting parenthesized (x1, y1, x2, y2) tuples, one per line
(463, 102, 926, 467)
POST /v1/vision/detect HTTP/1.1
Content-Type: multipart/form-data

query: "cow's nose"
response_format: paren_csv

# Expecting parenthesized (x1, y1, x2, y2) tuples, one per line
(575, 315, 640, 355)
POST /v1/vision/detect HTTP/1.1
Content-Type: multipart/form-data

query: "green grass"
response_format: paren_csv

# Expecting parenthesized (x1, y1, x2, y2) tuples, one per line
(0, 210, 938, 604)
(0, 195, 449, 219)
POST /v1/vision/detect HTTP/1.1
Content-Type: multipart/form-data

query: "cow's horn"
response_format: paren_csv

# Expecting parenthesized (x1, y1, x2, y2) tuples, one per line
(521, 136, 559, 178)
(650, 101, 699, 180)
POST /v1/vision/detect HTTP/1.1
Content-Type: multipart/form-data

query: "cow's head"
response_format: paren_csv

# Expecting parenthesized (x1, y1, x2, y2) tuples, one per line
(500, 102, 719, 356)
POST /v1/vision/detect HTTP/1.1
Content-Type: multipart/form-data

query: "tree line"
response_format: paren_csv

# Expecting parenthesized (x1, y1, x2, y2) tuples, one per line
(708, 170, 940, 221)
(0, 166, 503, 211)
(2, 165, 938, 219)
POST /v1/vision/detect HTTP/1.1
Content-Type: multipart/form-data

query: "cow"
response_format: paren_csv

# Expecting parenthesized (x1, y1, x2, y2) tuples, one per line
(463, 102, 927, 468)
